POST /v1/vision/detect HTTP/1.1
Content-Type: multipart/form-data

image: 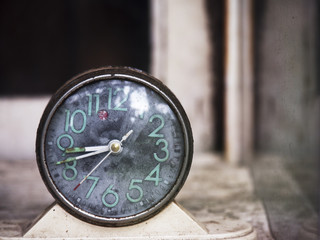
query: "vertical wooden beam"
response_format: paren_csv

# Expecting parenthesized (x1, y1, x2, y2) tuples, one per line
(151, 0, 213, 152)
(242, 0, 254, 162)
(151, 0, 168, 83)
(225, 0, 253, 164)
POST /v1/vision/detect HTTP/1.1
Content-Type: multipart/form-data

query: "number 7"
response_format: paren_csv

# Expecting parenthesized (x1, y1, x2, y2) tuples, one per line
(85, 176, 99, 199)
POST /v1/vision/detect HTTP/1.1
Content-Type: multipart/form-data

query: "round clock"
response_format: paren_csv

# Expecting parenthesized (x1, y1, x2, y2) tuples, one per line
(36, 67, 193, 227)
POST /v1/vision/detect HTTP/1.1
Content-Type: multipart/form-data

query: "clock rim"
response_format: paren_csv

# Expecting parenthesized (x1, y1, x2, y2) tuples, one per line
(36, 66, 194, 227)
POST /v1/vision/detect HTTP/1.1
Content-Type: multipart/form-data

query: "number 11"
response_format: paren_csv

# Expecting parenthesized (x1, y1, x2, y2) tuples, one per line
(87, 94, 100, 116)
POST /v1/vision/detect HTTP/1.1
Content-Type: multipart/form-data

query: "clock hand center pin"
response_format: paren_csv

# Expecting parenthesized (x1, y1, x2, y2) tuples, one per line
(73, 130, 133, 191)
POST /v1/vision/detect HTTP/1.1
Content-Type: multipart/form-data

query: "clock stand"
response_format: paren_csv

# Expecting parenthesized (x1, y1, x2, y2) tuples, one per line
(23, 202, 256, 239)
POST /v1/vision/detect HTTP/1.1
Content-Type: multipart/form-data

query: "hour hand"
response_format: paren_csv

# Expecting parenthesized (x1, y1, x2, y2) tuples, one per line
(56, 145, 109, 165)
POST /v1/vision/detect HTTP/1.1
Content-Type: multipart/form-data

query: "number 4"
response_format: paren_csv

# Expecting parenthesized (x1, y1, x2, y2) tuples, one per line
(145, 164, 162, 186)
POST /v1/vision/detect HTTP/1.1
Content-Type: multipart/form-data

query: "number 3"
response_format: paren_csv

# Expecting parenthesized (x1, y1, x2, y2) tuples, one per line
(154, 139, 169, 162)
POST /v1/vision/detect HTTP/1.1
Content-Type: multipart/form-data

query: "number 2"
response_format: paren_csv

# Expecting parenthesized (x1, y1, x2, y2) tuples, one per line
(148, 114, 165, 138)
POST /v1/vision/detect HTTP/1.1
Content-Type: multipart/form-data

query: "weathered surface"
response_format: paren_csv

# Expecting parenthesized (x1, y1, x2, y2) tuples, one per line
(177, 154, 273, 239)
(0, 160, 53, 237)
(0, 153, 272, 239)
(251, 154, 319, 240)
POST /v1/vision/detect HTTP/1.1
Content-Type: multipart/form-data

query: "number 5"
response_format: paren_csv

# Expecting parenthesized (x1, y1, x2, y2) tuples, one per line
(126, 179, 143, 203)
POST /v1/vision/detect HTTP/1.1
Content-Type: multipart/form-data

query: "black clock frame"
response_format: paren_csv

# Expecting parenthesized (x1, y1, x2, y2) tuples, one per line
(36, 66, 193, 227)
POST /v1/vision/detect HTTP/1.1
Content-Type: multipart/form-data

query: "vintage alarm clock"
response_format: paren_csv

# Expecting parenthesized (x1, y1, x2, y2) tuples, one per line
(36, 67, 193, 227)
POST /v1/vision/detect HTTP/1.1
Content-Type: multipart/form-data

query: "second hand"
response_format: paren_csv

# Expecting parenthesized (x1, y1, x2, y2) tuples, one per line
(73, 130, 133, 191)
(73, 151, 112, 191)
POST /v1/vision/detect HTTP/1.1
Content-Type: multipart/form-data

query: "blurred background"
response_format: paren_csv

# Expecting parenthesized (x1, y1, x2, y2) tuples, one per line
(0, 0, 319, 239)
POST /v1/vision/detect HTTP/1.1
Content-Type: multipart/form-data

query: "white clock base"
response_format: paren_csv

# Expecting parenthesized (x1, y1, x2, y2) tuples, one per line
(23, 202, 256, 239)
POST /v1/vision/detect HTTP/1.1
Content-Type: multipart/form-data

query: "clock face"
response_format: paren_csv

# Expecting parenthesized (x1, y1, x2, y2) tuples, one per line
(36, 67, 193, 226)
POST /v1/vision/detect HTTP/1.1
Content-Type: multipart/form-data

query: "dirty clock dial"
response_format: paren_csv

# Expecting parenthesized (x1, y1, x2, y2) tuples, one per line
(36, 67, 193, 226)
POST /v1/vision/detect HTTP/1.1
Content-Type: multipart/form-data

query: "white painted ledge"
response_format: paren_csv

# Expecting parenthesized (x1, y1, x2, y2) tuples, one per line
(0, 97, 50, 161)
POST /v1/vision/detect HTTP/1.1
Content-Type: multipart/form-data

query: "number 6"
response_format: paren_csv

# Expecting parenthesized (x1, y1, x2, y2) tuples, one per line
(102, 184, 119, 208)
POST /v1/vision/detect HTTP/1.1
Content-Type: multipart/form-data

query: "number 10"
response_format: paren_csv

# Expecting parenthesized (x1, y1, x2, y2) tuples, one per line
(65, 110, 87, 134)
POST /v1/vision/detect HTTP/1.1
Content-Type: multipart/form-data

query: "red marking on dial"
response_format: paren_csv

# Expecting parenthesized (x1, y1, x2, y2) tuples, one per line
(74, 183, 80, 191)
(98, 110, 108, 120)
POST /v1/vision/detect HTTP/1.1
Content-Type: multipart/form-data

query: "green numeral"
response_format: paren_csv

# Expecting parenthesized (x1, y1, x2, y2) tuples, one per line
(113, 88, 128, 111)
(62, 160, 77, 181)
(65, 110, 70, 132)
(87, 94, 100, 116)
(148, 115, 165, 138)
(85, 176, 99, 198)
(145, 164, 162, 186)
(102, 184, 119, 208)
(154, 139, 169, 162)
(70, 110, 87, 133)
(56, 134, 77, 181)
(65, 110, 87, 134)
(108, 88, 112, 110)
(126, 179, 143, 203)
(108, 88, 128, 111)
(57, 134, 74, 151)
